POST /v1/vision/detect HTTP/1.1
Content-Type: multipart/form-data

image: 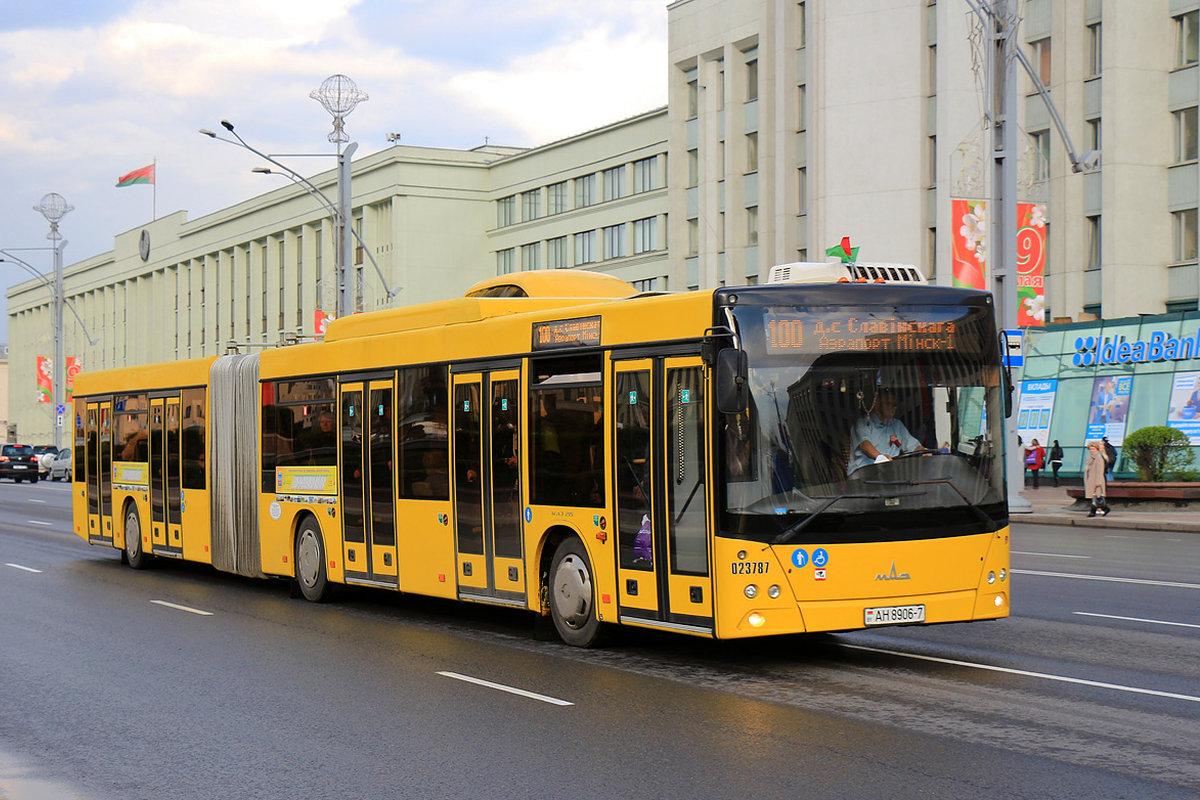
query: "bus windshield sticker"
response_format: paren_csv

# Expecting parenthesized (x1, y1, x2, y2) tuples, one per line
(532, 316, 601, 350)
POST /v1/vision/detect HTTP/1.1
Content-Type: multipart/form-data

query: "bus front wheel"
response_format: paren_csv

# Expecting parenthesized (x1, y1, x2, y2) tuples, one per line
(124, 506, 152, 570)
(295, 518, 330, 603)
(549, 538, 602, 647)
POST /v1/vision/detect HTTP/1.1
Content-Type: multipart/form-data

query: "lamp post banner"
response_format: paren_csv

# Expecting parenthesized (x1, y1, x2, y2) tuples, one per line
(36, 356, 80, 403)
(951, 198, 1046, 327)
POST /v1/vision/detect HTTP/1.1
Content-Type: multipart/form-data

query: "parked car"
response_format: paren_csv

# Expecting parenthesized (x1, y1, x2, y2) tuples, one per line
(48, 448, 73, 482)
(0, 444, 41, 482)
(32, 445, 59, 477)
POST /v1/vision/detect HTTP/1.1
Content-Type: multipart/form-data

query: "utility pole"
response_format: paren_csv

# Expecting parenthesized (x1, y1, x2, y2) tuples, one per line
(35, 193, 72, 451)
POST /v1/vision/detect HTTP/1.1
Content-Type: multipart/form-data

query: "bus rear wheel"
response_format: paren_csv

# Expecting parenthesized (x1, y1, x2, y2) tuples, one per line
(295, 518, 330, 603)
(549, 538, 603, 647)
(124, 506, 152, 570)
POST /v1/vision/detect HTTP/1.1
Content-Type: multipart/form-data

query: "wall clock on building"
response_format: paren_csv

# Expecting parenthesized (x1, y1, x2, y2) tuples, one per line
(139, 229, 151, 262)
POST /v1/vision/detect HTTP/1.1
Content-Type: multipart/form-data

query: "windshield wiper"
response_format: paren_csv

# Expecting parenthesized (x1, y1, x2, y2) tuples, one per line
(863, 477, 997, 528)
(773, 492, 879, 544)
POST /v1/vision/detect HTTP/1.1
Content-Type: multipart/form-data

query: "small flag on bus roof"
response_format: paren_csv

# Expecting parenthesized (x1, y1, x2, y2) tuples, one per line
(116, 163, 155, 187)
(825, 236, 859, 264)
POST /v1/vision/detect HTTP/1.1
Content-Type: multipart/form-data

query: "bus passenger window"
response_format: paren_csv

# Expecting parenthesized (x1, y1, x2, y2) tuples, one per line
(530, 355, 604, 508)
(397, 366, 449, 500)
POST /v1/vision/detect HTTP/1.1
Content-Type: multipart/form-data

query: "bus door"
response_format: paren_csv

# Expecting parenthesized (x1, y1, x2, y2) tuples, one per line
(338, 378, 398, 588)
(86, 400, 114, 545)
(613, 356, 713, 633)
(451, 369, 526, 605)
(148, 395, 183, 556)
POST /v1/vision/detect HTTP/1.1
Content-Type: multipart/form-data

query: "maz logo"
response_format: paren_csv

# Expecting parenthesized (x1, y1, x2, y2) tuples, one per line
(875, 561, 911, 581)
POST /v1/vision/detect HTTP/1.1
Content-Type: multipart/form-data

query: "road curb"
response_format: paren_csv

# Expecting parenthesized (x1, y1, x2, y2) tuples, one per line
(1013, 512, 1200, 533)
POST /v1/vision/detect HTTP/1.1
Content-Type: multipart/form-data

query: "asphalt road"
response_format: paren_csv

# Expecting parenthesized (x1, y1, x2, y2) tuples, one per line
(1, 481, 1197, 799)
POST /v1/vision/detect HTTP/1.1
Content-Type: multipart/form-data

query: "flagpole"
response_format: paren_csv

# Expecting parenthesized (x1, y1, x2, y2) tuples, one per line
(153, 156, 157, 220)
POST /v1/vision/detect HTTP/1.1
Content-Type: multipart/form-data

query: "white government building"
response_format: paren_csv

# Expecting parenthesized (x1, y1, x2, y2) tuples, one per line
(8, 0, 1200, 443)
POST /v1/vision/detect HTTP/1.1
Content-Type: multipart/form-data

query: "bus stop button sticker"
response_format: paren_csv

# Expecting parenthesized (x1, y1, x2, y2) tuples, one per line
(791, 549, 808, 568)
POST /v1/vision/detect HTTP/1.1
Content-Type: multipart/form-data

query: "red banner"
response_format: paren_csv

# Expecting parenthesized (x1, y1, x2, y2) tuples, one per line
(951, 199, 1046, 327)
(36, 356, 81, 403)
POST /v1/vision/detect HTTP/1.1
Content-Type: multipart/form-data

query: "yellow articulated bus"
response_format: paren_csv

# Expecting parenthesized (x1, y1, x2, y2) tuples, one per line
(71, 267, 1010, 646)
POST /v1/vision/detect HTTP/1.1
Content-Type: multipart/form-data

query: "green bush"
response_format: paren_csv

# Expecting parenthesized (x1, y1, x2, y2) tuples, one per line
(1120, 426, 1196, 482)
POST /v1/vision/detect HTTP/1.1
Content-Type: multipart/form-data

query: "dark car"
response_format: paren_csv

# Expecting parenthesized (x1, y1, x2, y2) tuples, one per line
(0, 444, 41, 482)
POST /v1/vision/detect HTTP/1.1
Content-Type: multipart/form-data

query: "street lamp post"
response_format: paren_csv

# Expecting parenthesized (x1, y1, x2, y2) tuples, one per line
(35, 193, 72, 451)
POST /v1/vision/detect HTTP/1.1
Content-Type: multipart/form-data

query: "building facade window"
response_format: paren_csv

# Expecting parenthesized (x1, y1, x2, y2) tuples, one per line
(797, 85, 806, 131)
(603, 224, 626, 259)
(633, 156, 659, 193)
(1031, 38, 1051, 85)
(575, 173, 596, 208)
(747, 206, 759, 247)
(1177, 10, 1199, 67)
(746, 132, 758, 173)
(633, 217, 657, 254)
(1175, 107, 1198, 162)
(632, 277, 660, 292)
(927, 135, 937, 187)
(687, 149, 699, 187)
(1087, 23, 1102, 77)
(1032, 130, 1051, 180)
(745, 58, 758, 101)
(927, 45, 937, 96)
(521, 189, 540, 221)
(687, 78, 698, 118)
(603, 165, 627, 201)
(521, 242, 540, 271)
(497, 195, 516, 227)
(1174, 209, 1199, 263)
(1087, 215, 1102, 268)
(1086, 118, 1101, 153)
(547, 181, 567, 215)
(687, 218, 699, 256)
(547, 236, 567, 269)
(796, 2, 806, 48)
(574, 230, 596, 264)
(496, 247, 514, 275)
(798, 167, 807, 215)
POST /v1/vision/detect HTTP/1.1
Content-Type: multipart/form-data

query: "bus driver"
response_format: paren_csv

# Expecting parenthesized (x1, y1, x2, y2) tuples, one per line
(846, 388, 924, 475)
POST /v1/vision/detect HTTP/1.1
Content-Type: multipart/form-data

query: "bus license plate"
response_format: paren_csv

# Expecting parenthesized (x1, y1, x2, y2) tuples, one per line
(864, 604, 925, 626)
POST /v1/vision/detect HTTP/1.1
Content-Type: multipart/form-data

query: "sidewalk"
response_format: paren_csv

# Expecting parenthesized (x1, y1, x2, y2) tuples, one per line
(1013, 484, 1200, 533)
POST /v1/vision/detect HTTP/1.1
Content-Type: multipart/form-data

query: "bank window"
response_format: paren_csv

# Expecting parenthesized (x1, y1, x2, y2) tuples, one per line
(1177, 10, 1199, 67)
(1030, 38, 1051, 85)
(1175, 107, 1198, 162)
(1174, 209, 1198, 263)
(547, 181, 567, 215)
(575, 230, 596, 264)
(547, 236, 567, 269)
(497, 195, 516, 227)
(1087, 23, 1102, 76)
(496, 247, 514, 275)
(521, 189, 540, 221)
(603, 165, 627, 201)
(575, 173, 596, 208)
(1087, 215, 1102, 268)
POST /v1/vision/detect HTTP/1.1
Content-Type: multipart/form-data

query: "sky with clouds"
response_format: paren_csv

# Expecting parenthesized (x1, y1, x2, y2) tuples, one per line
(0, 0, 668, 341)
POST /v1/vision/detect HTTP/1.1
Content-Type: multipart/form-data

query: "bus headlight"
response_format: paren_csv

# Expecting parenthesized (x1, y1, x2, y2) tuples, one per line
(994, 594, 1005, 608)
(767, 585, 781, 599)
(747, 612, 765, 628)
(987, 571, 996, 584)
(744, 584, 758, 599)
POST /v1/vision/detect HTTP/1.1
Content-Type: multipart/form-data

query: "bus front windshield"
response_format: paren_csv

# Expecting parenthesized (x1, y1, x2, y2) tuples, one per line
(721, 302, 1006, 543)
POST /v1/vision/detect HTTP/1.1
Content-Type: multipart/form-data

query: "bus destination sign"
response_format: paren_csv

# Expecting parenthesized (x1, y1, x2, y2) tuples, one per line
(763, 312, 959, 355)
(532, 316, 602, 350)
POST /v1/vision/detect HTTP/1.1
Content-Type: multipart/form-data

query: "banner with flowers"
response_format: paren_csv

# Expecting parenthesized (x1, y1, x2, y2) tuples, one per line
(36, 356, 82, 403)
(951, 199, 1047, 327)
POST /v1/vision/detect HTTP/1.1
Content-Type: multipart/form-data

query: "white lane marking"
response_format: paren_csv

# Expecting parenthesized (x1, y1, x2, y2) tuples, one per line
(26, 520, 52, 527)
(1013, 569, 1200, 590)
(845, 644, 1200, 704)
(5, 563, 43, 573)
(28, 498, 46, 504)
(1012, 551, 1091, 559)
(437, 671, 573, 706)
(1074, 611, 1200, 630)
(150, 600, 213, 616)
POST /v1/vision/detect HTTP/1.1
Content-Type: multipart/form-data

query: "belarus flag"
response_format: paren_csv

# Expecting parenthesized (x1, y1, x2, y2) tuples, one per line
(116, 163, 155, 187)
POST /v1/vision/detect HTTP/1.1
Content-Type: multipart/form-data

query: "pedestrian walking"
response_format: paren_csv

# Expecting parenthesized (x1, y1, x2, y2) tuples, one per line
(1048, 440, 1064, 487)
(1102, 437, 1117, 480)
(1024, 438, 1046, 489)
(1084, 441, 1110, 517)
